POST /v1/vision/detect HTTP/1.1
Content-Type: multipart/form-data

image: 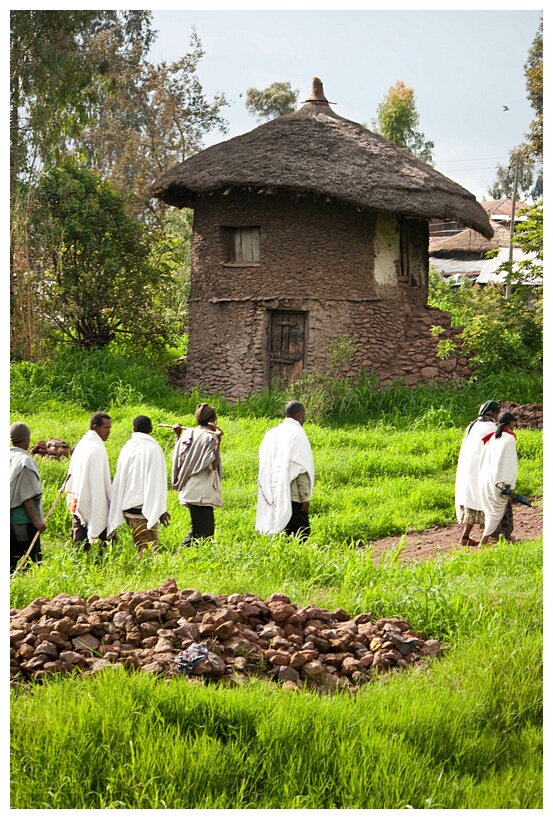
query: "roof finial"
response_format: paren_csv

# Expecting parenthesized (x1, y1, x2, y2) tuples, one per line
(302, 77, 335, 105)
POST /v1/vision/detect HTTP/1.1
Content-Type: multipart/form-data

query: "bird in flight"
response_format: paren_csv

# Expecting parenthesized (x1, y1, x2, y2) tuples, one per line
(502, 105, 510, 111)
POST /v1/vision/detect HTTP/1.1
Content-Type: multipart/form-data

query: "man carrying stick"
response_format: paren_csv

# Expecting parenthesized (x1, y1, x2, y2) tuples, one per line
(10, 422, 46, 573)
(171, 403, 223, 546)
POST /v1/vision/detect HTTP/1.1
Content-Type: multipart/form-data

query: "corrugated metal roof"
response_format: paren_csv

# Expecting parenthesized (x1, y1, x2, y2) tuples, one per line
(476, 248, 542, 285)
(429, 257, 487, 276)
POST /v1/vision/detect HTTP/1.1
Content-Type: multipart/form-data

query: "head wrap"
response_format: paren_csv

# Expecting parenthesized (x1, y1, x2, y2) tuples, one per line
(10, 422, 31, 443)
(479, 400, 501, 417)
(195, 403, 216, 425)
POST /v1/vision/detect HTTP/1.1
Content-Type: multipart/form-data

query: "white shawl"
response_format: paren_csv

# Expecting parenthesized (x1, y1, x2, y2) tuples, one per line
(66, 430, 111, 539)
(10, 447, 43, 510)
(108, 432, 168, 533)
(478, 430, 518, 537)
(454, 418, 497, 520)
(256, 418, 315, 535)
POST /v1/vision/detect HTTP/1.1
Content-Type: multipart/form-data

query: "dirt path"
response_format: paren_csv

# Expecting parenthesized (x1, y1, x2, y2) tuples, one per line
(365, 500, 543, 564)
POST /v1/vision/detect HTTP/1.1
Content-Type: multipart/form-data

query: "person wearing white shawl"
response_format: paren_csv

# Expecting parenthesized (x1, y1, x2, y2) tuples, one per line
(10, 422, 45, 572)
(256, 401, 315, 539)
(478, 411, 518, 544)
(66, 412, 112, 549)
(454, 400, 500, 545)
(108, 416, 170, 552)
(172, 403, 223, 546)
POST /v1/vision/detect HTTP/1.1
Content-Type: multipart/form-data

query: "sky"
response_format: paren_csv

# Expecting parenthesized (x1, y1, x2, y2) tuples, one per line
(146, 3, 543, 203)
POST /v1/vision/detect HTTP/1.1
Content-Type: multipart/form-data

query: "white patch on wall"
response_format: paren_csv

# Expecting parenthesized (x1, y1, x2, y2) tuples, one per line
(373, 214, 399, 285)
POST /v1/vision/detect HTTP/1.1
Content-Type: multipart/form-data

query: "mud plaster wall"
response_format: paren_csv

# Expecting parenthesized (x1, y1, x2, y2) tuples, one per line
(184, 189, 469, 398)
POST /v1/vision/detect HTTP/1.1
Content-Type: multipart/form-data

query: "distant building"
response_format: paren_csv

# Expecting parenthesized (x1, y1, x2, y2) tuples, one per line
(429, 200, 530, 284)
(152, 78, 493, 398)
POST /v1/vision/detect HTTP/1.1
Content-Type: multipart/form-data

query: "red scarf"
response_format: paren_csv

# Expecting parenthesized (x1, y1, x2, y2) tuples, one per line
(482, 428, 516, 445)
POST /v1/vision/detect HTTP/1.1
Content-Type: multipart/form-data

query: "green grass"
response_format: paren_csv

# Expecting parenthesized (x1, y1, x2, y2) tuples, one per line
(11, 539, 542, 809)
(10, 355, 543, 809)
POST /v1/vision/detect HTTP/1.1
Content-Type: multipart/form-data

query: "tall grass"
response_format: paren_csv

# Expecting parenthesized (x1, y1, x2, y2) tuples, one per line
(10, 353, 543, 809)
(11, 539, 542, 809)
(10, 349, 542, 424)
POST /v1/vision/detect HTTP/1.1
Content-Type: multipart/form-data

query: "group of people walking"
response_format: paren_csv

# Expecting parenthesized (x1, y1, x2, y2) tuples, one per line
(10, 401, 315, 572)
(455, 401, 520, 545)
(10, 396, 522, 573)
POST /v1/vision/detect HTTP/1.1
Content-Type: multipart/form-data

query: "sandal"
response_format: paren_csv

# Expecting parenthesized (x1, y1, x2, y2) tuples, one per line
(459, 536, 478, 546)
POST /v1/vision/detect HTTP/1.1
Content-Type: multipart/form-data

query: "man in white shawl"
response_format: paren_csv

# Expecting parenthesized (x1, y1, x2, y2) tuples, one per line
(172, 403, 223, 547)
(454, 400, 500, 545)
(66, 412, 112, 550)
(108, 416, 170, 553)
(478, 411, 518, 544)
(10, 422, 46, 572)
(256, 401, 315, 539)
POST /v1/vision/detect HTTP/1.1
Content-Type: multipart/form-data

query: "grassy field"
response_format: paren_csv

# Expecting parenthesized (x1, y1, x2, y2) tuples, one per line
(10, 356, 543, 809)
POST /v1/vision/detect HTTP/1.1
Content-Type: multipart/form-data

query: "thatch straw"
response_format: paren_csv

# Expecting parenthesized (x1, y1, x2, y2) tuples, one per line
(152, 79, 493, 239)
(429, 223, 512, 254)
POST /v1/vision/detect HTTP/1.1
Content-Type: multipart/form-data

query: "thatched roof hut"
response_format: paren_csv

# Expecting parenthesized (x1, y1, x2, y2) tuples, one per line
(152, 78, 493, 239)
(429, 222, 512, 256)
(151, 79, 487, 397)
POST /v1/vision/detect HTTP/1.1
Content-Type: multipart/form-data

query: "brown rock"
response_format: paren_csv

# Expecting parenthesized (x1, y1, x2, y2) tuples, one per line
(420, 639, 441, 659)
(34, 640, 59, 659)
(268, 601, 296, 622)
(341, 656, 364, 676)
(71, 633, 100, 652)
(277, 666, 300, 682)
(16, 644, 35, 660)
(300, 660, 327, 682)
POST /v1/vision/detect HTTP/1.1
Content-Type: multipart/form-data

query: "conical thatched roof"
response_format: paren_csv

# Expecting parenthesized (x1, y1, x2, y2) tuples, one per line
(152, 78, 493, 239)
(429, 222, 512, 254)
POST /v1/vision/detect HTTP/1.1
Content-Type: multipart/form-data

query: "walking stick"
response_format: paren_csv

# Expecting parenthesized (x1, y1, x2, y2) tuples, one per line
(11, 473, 71, 577)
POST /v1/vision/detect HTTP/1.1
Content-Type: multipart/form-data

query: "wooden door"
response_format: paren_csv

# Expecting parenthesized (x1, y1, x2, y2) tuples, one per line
(269, 310, 306, 388)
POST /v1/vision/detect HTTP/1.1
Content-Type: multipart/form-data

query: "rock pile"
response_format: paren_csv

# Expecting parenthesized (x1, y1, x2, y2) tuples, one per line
(10, 579, 443, 692)
(30, 437, 72, 460)
(501, 402, 543, 430)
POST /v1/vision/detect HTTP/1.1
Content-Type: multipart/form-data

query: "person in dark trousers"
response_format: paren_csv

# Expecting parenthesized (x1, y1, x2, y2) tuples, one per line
(171, 403, 223, 546)
(10, 422, 46, 572)
(65, 412, 112, 551)
(256, 401, 315, 541)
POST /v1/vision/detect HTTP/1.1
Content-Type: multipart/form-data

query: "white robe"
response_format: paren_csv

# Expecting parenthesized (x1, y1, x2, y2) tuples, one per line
(478, 430, 518, 537)
(10, 447, 43, 514)
(455, 418, 497, 521)
(66, 430, 111, 540)
(108, 432, 168, 533)
(256, 418, 315, 535)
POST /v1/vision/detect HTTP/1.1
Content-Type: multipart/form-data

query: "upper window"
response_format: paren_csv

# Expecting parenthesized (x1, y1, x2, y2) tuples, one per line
(226, 227, 260, 263)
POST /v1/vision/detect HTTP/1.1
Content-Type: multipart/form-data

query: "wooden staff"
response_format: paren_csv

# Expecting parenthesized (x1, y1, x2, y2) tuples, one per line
(11, 473, 70, 577)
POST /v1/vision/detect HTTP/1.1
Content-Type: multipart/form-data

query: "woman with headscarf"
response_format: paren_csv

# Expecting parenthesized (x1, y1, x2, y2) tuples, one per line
(478, 411, 518, 544)
(171, 403, 223, 546)
(454, 400, 501, 545)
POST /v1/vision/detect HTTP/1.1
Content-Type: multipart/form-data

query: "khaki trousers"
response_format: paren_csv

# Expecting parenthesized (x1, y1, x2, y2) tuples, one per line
(124, 512, 159, 552)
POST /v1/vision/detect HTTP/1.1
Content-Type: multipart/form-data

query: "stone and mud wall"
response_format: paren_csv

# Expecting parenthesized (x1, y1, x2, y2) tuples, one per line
(183, 190, 470, 398)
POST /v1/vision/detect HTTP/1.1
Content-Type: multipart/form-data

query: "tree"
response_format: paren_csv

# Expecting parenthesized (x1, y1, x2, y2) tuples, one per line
(31, 158, 181, 354)
(487, 145, 542, 202)
(372, 81, 434, 164)
(524, 18, 543, 160)
(10, 15, 227, 358)
(10, 10, 154, 187)
(428, 268, 542, 379)
(245, 81, 299, 122)
(79, 28, 229, 222)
